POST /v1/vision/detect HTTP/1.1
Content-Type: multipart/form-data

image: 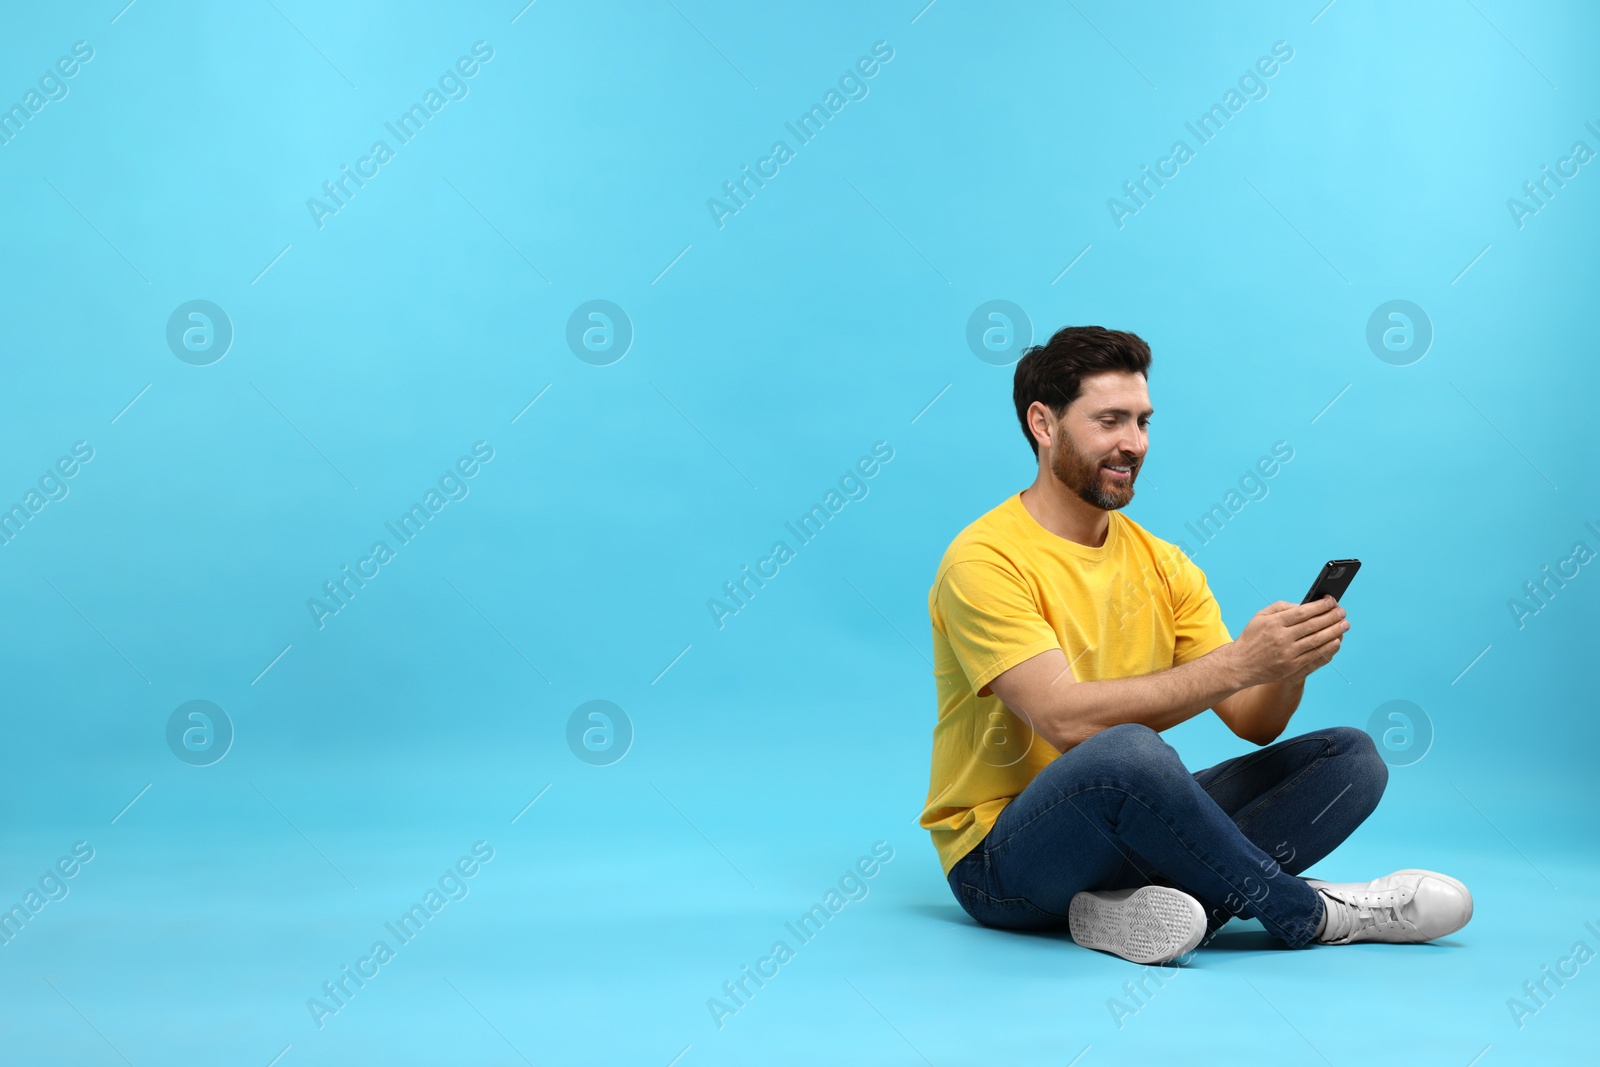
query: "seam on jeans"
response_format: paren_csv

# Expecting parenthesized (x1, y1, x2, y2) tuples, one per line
(947, 839, 989, 896)
(1111, 786, 1315, 945)
(1232, 739, 1338, 836)
(988, 782, 1108, 855)
(1204, 735, 1332, 792)
(996, 780, 1313, 946)
(960, 880, 1068, 920)
(951, 842, 1069, 922)
(984, 788, 1134, 900)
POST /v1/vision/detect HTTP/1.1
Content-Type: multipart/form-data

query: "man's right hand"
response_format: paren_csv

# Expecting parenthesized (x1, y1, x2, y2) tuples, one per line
(1229, 596, 1348, 687)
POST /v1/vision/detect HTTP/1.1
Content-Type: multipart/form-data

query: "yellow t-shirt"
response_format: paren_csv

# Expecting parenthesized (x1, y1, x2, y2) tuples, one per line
(921, 492, 1234, 875)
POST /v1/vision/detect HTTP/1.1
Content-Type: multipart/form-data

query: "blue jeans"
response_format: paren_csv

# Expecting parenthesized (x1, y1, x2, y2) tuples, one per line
(946, 722, 1388, 950)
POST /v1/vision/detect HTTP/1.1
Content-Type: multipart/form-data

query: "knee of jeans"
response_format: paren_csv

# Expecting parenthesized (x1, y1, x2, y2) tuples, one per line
(1091, 723, 1189, 787)
(1100, 722, 1163, 747)
(1330, 725, 1389, 807)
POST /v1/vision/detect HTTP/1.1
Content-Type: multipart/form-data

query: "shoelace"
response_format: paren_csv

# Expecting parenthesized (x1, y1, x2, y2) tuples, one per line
(1319, 886, 1413, 943)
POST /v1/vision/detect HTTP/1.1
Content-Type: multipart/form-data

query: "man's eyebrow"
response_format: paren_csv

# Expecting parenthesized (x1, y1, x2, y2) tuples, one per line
(1090, 406, 1155, 418)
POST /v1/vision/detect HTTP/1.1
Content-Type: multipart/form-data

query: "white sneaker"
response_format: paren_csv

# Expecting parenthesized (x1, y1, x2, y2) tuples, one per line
(1067, 885, 1207, 964)
(1306, 868, 1474, 945)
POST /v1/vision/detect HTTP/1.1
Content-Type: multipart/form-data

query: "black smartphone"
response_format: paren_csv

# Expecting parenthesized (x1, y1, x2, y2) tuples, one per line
(1301, 559, 1361, 605)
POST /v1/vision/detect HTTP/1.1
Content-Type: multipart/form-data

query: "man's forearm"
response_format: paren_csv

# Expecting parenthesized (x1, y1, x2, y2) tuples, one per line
(1232, 674, 1307, 745)
(1036, 644, 1248, 751)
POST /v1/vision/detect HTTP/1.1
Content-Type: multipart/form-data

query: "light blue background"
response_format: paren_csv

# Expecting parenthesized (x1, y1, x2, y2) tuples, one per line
(1, 1, 1596, 1064)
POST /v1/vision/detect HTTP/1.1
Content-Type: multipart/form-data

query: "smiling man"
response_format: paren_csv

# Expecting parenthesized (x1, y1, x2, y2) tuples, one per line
(920, 325, 1474, 964)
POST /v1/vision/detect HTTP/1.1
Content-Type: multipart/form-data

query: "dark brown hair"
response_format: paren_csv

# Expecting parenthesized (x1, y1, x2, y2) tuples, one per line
(1012, 326, 1152, 457)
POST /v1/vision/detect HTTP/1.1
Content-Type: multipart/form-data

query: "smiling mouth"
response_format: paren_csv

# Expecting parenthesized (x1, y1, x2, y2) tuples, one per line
(1102, 463, 1134, 481)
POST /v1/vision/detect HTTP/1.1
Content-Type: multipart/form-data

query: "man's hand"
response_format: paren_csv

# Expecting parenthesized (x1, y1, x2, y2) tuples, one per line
(1230, 596, 1348, 688)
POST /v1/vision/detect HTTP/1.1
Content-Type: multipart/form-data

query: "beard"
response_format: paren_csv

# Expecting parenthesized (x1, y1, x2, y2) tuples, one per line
(1050, 436, 1138, 511)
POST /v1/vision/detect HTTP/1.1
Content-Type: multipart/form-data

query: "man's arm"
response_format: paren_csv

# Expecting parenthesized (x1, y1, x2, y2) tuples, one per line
(1213, 675, 1308, 747)
(1214, 614, 1350, 744)
(989, 597, 1347, 752)
(988, 642, 1250, 751)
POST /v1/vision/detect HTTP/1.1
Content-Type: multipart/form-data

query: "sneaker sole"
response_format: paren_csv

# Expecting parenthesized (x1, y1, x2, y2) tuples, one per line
(1068, 885, 1206, 965)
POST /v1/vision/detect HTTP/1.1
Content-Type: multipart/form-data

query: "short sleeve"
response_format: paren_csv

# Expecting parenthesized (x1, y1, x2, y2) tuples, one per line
(1170, 551, 1233, 665)
(933, 560, 1062, 696)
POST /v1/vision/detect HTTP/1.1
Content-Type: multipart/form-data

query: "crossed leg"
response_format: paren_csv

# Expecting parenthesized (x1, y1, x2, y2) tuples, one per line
(946, 722, 1388, 949)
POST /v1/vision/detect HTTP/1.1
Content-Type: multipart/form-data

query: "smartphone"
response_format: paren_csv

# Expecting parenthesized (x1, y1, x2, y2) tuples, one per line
(1301, 559, 1361, 605)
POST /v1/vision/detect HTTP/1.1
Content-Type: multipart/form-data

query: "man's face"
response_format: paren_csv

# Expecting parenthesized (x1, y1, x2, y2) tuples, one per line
(1044, 371, 1151, 511)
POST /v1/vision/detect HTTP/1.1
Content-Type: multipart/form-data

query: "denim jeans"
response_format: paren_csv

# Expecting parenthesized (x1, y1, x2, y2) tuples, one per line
(946, 722, 1388, 950)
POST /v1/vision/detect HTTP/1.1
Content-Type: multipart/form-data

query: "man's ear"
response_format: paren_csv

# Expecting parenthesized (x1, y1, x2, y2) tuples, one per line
(1028, 401, 1056, 453)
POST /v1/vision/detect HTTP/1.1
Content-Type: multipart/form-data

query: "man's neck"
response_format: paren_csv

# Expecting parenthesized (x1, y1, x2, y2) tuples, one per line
(1020, 469, 1112, 548)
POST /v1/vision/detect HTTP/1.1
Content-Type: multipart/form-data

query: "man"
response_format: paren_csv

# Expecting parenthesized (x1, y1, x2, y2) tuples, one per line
(920, 325, 1472, 965)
